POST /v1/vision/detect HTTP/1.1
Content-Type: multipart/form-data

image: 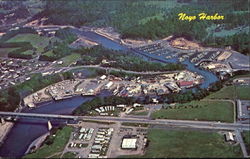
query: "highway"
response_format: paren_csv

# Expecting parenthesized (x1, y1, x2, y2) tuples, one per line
(0, 111, 249, 131)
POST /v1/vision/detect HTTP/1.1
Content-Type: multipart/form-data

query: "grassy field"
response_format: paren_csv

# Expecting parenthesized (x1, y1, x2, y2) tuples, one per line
(7, 33, 57, 53)
(121, 122, 149, 127)
(43, 50, 54, 57)
(62, 152, 77, 158)
(206, 85, 250, 100)
(0, 48, 19, 57)
(151, 101, 234, 123)
(242, 131, 250, 155)
(119, 129, 242, 158)
(24, 126, 72, 158)
(231, 73, 250, 80)
(21, 50, 34, 55)
(131, 110, 149, 116)
(59, 53, 81, 66)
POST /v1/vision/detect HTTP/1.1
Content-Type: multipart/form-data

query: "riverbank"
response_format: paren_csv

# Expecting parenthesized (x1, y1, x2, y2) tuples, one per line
(0, 122, 14, 144)
(25, 132, 50, 155)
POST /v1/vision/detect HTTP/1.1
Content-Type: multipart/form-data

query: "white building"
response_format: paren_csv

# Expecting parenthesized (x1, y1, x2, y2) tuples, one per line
(100, 75, 107, 80)
(225, 132, 235, 142)
(105, 81, 113, 89)
(121, 138, 137, 149)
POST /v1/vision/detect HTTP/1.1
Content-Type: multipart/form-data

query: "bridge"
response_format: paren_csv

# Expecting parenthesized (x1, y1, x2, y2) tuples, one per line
(0, 111, 78, 121)
(0, 111, 250, 131)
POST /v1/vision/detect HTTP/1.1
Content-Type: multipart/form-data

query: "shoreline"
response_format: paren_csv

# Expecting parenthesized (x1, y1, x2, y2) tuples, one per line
(24, 132, 50, 155)
(0, 121, 14, 145)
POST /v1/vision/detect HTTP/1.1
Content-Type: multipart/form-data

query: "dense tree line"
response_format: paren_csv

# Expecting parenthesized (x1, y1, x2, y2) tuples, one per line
(162, 80, 223, 104)
(39, 0, 249, 55)
(73, 96, 135, 115)
(0, 27, 37, 42)
(75, 46, 184, 72)
(39, 28, 77, 61)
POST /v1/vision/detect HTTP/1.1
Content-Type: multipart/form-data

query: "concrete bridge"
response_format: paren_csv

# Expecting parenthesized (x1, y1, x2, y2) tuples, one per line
(1, 111, 250, 131)
(0, 111, 78, 121)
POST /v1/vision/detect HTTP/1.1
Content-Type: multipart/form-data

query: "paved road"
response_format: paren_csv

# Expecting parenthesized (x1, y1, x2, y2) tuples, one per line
(1, 112, 249, 131)
(235, 129, 249, 158)
(80, 116, 250, 131)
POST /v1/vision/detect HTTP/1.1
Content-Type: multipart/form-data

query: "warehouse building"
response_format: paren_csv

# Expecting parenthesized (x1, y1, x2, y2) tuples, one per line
(121, 138, 137, 149)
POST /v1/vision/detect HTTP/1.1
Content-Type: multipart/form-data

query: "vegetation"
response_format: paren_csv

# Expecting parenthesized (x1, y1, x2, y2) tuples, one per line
(131, 111, 149, 116)
(39, 28, 77, 61)
(6, 33, 52, 53)
(24, 126, 73, 158)
(151, 101, 234, 123)
(40, 0, 249, 54)
(0, 28, 59, 59)
(59, 53, 81, 67)
(75, 46, 184, 72)
(206, 85, 250, 100)
(242, 131, 250, 155)
(0, 27, 37, 43)
(121, 122, 149, 127)
(119, 129, 242, 158)
(0, 72, 74, 111)
(55, 28, 77, 44)
(73, 96, 135, 115)
(61, 152, 77, 158)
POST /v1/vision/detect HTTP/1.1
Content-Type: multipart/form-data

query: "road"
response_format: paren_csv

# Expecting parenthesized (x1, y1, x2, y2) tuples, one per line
(0, 111, 249, 131)
(235, 129, 249, 158)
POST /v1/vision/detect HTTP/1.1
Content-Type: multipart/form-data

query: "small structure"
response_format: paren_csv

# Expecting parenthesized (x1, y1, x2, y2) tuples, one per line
(105, 81, 113, 89)
(224, 132, 235, 142)
(0, 118, 5, 125)
(100, 75, 107, 80)
(48, 120, 52, 131)
(121, 138, 137, 149)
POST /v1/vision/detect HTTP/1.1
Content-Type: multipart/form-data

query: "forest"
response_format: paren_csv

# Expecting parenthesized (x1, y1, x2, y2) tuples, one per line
(39, 0, 249, 54)
(75, 45, 184, 72)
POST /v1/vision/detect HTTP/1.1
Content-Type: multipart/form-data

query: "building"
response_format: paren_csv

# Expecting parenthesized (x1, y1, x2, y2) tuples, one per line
(237, 100, 250, 124)
(178, 81, 194, 88)
(105, 81, 113, 89)
(224, 132, 235, 142)
(121, 138, 137, 149)
(100, 75, 107, 80)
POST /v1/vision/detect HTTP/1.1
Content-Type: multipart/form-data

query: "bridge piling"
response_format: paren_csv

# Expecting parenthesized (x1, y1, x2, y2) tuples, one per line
(0, 117, 5, 125)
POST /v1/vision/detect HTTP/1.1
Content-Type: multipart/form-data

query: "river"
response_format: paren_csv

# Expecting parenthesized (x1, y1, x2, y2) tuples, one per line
(0, 96, 92, 158)
(0, 28, 218, 158)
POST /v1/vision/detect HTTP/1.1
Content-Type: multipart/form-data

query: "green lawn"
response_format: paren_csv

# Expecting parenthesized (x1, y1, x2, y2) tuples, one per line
(206, 85, 250, 100)
(7, 33, 58, 53)
(24, 126, 73, 158)
(21, 50, 34, 55)
(151, 101, 234, 123)
(59, 53, 81, 66)
(43, 50, 54, 57)
(242, 131, 250, 155)
(131, 110, 149, 116)
(61, 152, 77, 158)
(119, 129, 242, 158)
